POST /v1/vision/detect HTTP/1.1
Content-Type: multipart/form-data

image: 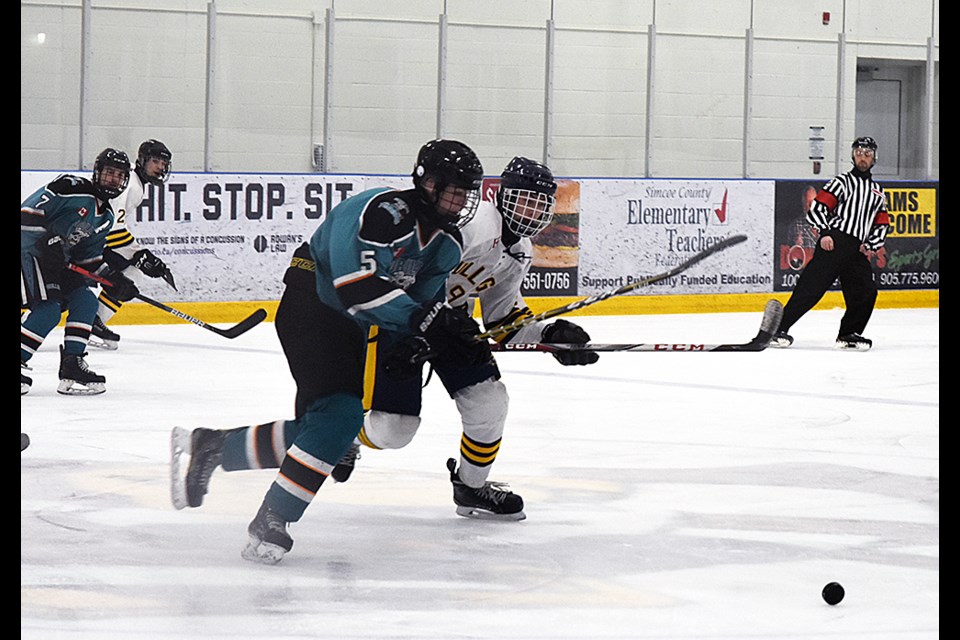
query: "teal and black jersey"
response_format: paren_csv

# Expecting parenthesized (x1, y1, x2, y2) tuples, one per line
(310, 187, 464, 334)
(21, 174, 115, 268)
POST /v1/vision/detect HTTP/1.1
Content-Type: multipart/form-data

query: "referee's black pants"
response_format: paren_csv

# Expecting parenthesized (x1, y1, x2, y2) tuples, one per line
(780, 231, 878, 337)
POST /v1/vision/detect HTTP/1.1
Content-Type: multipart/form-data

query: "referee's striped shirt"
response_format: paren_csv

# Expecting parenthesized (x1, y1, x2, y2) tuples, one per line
(806, 169, 890, 249)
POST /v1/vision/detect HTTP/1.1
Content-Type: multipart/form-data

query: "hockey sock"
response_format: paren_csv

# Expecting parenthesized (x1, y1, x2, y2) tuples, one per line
(263, 393, 364, 522)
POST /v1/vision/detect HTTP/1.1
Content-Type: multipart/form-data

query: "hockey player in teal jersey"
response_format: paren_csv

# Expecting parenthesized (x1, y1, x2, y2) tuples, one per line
(171, 139, 487, 564)
(20, 148, 140, 395)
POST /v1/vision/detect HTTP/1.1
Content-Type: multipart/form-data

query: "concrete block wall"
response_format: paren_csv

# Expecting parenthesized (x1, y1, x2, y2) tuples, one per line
(20, 0, 938, 179)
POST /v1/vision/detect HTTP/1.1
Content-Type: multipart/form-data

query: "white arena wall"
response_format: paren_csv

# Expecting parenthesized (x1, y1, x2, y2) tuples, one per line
(21, 0, 938, 181)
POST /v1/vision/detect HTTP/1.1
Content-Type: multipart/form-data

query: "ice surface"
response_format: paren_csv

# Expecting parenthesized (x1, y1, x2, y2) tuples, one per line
(21, 307, 939, 639)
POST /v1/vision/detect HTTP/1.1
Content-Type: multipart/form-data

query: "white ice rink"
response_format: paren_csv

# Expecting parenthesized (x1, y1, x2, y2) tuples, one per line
(21, 306, 939, 640)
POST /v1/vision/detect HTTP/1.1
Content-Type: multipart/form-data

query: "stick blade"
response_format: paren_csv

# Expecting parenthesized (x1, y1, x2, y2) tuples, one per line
(215, 308, 268, 339)
(758, 299, 784, 336)
(707, 299, 783, 352)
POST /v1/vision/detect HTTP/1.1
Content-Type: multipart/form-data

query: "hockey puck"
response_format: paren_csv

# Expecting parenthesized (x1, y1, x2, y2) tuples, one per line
(21, 432, 30, 452)
(821, 581, 844, 605)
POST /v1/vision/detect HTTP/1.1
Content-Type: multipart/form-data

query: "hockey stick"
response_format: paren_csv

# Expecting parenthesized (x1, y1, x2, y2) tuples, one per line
(67, 264, 267, 339)
(477, 234, 749, 341)
(490, 299, 783, 353)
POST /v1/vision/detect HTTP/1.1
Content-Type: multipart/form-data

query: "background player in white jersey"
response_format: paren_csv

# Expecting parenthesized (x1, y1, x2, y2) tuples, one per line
(91, 139, 176, 349)
(331, 157, 599, 520)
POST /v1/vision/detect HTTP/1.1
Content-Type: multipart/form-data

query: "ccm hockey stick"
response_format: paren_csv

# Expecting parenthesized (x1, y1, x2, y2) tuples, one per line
(491, 299, 783, 353)
(477, 233, 749, 342)
(67, 264, 267, 339)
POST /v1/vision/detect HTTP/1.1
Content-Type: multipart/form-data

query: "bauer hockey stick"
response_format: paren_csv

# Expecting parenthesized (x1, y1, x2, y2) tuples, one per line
(67, 264, 267, 339)
(490, 299, 783, 354)
(476, 233, 749, 342)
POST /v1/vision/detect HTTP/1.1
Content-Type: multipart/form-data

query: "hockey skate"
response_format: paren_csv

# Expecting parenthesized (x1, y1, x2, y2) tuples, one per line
(241, 501, 293, 565)
(331, 442, 361, 483)
(836, 333, 872, 351)
(21, 361, 32, 396)
(770, 331, 794, 348)
(446, 458, 526, 521)
(57, 347, 106, 395)
(89, 316, 120, 350)
(170, 427, 225, 510)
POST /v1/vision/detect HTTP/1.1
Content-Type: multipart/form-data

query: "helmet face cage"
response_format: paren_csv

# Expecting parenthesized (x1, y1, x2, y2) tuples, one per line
(412, 139, 483, 228)
(92, 148, 131, 200)
(497, 156, 557, 237)
(437, 186, 482, 229)
(136, 139, 172, 186)
(500, 188, 556, 237)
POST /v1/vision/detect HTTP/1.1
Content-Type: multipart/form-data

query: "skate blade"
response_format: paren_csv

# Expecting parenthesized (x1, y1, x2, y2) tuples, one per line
(455, 505, 527, 521)
(170, 427, 192, 510)
(57, 380, 106, 395)
(835, 342, 871, 351)
(88, 337, 119, 351)
(21, 383, 30, 396)
(241, 537, 287, 565)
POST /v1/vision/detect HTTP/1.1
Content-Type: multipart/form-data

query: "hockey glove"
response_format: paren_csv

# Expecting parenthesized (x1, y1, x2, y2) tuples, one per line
(411, 301, 492, 367)
(541, 319, 599, 366)
(133, 249, 177, 290)
(382, 335, 433, 379)
(103, 270, 140, 302)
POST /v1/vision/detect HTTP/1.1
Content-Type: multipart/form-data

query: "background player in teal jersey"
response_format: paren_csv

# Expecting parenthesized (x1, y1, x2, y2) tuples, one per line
(20, 148, 140, 395)
(171, 139, 487, 564)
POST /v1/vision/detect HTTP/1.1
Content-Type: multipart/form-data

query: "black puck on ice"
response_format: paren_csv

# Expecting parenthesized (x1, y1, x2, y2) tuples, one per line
(822, 581, 844, 605)
(21, 432, 30, 452)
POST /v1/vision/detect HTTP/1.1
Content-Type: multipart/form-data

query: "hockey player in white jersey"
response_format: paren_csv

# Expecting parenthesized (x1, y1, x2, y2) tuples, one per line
(334, 157, 599, 518)
(90, 139, 176, 349)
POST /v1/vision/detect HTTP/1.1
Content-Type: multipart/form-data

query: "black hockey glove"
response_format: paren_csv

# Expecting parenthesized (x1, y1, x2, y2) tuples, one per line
(411, 301, 492, 367)
(133, 249, 177, 290)
(102, 270, 140, 302)
(541, 319, 599, 366)
(382, 335, 433, 379)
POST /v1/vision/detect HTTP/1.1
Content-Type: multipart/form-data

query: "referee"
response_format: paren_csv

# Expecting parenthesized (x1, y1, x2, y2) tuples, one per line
(773, 136, 891, 350)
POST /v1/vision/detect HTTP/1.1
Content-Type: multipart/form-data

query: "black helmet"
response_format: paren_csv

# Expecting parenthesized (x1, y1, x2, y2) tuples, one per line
(92, 148, 131, 200)
(497, 156, 558, 238)
(412, 139, 484, 228)
(135, 139, 172, 186)
(852, 136, 878, 152)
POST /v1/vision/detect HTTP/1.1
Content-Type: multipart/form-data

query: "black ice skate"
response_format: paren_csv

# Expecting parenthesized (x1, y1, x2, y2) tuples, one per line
(90, 316, 121, 350)
(185, 428, 225, 508)
(446, 458, 526, 521)
(57, 347, 106, 395)
(836, 333, 872, 351)
(770, 331, 794, 348)
(21, 361, 32, 396)
(170, 427, 225, 510)
(241, 501, 294, 565)
(331, 442, 361, 483)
